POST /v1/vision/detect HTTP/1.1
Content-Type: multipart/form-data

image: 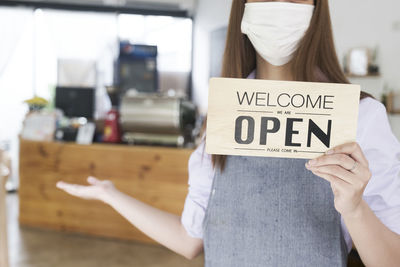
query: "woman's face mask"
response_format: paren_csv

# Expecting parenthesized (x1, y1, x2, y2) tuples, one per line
(241, 1, 315, 66)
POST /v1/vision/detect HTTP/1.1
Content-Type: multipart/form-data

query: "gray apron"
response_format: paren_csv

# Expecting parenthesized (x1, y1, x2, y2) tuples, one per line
(203, 156, 348, 267)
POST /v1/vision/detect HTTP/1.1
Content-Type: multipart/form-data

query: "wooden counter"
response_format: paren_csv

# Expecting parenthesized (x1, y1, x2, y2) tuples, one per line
(19, 139, 194, 244)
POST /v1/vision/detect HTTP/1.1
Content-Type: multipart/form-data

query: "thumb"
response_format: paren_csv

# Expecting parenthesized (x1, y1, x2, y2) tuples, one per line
(87, 176, 100, 185)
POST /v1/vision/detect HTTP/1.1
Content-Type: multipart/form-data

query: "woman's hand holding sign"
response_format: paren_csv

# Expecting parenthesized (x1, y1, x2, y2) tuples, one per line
(305, 141, 372, 217)
(306, 142, 400, 267)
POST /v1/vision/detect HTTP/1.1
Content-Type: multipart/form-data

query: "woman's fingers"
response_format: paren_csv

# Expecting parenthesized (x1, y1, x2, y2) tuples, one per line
(87, 176, 100, 185)
(56, 181, 70, 190)
(326, 142, 369, 167)
(56, 181, 95, 199)
(56, 177, 115, 203)
(309, 164, 356, 184)
(306, 154, 371, 185)
(306, 142, 373, 216)
(310, 169, 342, 187)
(307, 153, 359, 174)
(311, 170, 350, 193)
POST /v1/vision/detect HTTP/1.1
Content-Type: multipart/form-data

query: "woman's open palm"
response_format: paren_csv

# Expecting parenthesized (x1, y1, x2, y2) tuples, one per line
(56, 176, 116, 203)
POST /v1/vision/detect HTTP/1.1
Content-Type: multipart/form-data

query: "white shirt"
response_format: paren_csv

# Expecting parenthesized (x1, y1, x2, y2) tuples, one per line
(181, 77, 400, 253)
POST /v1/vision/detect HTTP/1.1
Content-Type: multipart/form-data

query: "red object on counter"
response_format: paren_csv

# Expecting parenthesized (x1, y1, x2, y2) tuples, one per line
(103, 108, 121, 143)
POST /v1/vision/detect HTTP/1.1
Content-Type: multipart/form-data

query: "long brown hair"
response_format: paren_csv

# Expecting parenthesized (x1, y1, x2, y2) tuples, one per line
(206, 0, 373, 171)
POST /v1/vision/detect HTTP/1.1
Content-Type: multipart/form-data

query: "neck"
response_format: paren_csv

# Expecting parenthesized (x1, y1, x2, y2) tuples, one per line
(255, 54, 293, 81)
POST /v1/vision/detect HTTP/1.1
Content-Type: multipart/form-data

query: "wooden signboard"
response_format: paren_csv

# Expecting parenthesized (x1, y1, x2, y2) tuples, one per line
(206, 78, 360, 159)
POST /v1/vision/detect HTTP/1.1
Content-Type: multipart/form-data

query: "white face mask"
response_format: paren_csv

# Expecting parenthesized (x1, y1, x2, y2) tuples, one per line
(241, 2, 315, 66)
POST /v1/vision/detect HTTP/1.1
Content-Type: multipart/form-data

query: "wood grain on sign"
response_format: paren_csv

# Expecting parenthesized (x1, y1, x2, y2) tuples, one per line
(206, 78, 360, 159)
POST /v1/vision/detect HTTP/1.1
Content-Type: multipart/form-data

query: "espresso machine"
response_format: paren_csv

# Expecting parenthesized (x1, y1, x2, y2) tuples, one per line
(119, 90, 196, 146)
(114, 42, 197, 147)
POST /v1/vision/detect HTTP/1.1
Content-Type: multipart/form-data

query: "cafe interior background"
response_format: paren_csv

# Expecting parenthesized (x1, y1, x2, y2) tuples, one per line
(0, 0, 399, 266)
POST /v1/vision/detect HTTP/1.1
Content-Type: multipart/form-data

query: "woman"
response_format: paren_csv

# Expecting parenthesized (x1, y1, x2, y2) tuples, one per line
(57, 0, 400, 266)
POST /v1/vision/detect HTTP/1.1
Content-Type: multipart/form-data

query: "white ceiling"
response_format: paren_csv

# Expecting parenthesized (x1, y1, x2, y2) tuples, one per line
(18, 0, 197, 12)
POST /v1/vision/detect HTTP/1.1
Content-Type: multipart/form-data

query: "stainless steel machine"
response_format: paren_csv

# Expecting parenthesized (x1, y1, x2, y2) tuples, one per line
(120, 90, 196, 146)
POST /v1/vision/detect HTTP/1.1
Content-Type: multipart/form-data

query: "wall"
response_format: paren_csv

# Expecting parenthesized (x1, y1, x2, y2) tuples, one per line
(192, 0, 232, 114)
(329, 0, 400, 138)
(329, 0, 400, 98)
